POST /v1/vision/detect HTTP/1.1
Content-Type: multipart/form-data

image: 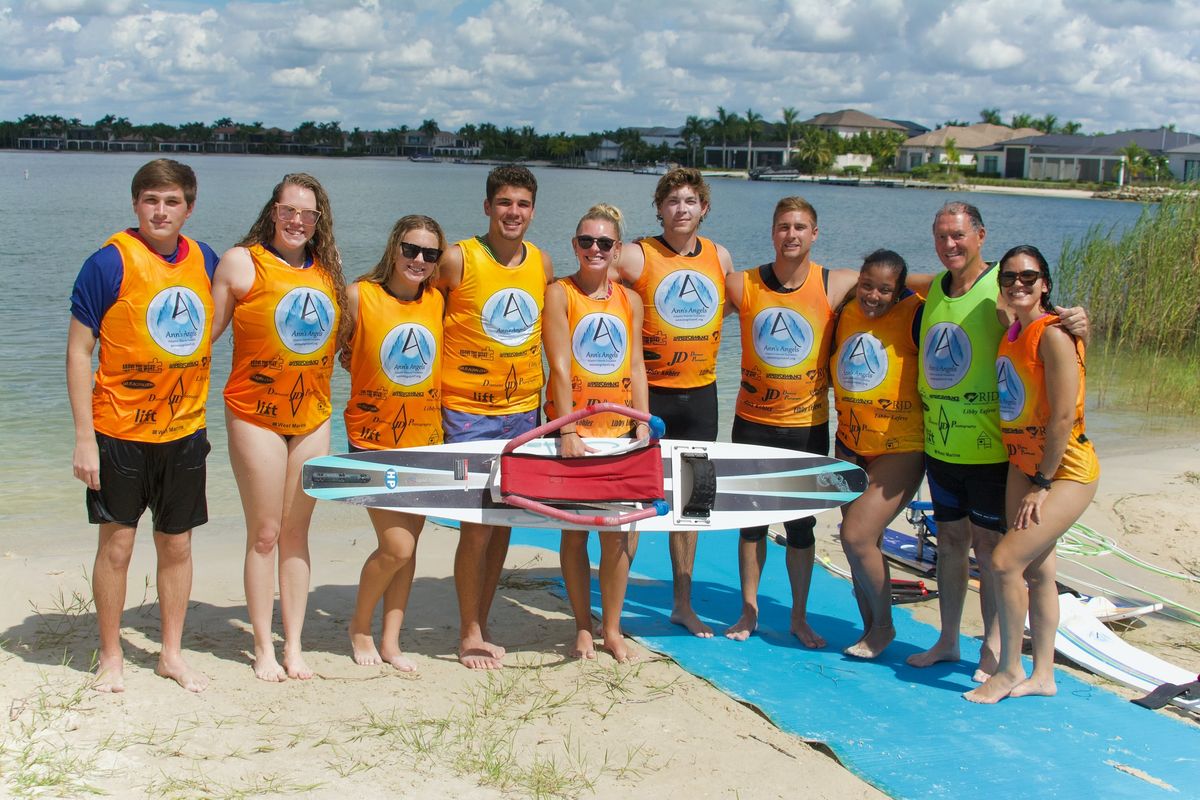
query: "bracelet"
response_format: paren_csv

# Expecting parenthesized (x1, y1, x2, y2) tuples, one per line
(635, 421, 650, 429)
(1030, 470, 1053, 490)
(560, 426, 577, 435)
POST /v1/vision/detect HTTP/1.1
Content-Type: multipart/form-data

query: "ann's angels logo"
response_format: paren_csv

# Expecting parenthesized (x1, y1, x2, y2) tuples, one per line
(922, 322, 971, 389)
(146, 286, 206, 356)
(751, 307, 813, 368)
(571, 312, 626, 375)
(837, 332, 888, 392)
(275, 287, 335, 354)
(481, 288, 538, 346)
(653, 269, 718, 329)
(995, 356, 1025, 422)
(379, 323, 436, 386)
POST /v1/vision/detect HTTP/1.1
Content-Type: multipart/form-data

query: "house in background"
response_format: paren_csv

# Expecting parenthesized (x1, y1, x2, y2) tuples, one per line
(803, 109, 907, 138)
(897, 123, 1042, 173)
(585, 138, 622, 164)
(632, 126, 684, 150)
(995, 128, 1200, 182)
(1167, 142, 1200, 182)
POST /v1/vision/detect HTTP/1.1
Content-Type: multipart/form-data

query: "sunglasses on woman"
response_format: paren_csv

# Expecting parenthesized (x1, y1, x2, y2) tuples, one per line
(998, 269, 1043, 287)
(575, 235, 616, 252)
(399, 241, 443, 262)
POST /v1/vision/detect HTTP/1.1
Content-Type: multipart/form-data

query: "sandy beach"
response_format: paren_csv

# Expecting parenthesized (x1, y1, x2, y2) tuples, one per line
(1, 431, 1197, 798)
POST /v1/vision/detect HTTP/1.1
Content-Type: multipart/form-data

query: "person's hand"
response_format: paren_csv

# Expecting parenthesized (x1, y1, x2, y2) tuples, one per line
(1014, 485, 1048, 529)
(73, 438, 100, 490)
(1055, 305, 1090, 342)
(559, 432, 593, 458)
(634, 422, 651, 442)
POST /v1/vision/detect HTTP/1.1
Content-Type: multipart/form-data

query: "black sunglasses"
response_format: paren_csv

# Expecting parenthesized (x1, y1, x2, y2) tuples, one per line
(399, 241, 443, 262)
(575, 235, 616, 252)
(998, 269, 1043, 287)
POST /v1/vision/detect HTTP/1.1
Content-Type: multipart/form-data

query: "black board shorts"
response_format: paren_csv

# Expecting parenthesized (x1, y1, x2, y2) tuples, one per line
(648, 382, 718, 442)
(924, 454, 1007, 534)
(86, 429, 210, 534)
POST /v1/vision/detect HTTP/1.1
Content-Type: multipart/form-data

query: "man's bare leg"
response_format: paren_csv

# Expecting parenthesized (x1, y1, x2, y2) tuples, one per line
(93, 523, 135, 693)
(725, 535, 764, 640)
(477, 525, 511, 648)
(669, 529, 712, 636)
(970, 526, 1001, 682)
(786, 545, 826, 648)
(454, 522, 503, 669)
(906, 516, 970, 667)
(598, 531, 637, 663)
(153, 530, 208, 692)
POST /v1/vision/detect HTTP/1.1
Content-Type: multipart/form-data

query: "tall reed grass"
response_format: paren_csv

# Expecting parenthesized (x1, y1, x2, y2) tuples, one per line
(1056, 193, 1200, 415)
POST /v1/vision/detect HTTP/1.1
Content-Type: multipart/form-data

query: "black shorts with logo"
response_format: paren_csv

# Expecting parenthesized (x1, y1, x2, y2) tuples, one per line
(86, 429, 210, 534)
(924, 454, 1007, 534)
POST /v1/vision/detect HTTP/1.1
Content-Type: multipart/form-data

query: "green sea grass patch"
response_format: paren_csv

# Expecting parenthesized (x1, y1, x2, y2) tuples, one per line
(1058, 193, 1200, 416)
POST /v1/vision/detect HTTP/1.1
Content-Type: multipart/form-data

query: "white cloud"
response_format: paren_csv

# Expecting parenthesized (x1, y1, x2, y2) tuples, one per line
(46, 16, 81, 33)
(272, 66, 324, 89)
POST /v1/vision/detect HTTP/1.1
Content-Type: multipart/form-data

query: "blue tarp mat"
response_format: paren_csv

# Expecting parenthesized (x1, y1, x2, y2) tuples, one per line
(510, 528, 1200, 799)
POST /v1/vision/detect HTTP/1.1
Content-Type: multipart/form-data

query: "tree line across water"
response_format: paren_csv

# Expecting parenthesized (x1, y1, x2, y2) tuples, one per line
(1, 107, 1153, 174)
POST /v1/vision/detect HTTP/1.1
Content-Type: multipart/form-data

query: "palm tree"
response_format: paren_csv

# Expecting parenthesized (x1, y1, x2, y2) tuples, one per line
(1034, 113, 1058, 134)
(1010, 113, 1035, 130)
(781, 107, 800, 163)
(1118, 142, 1149, 185)
(1061, 120, 1083, 135)
(743, 108, 763, 171)
(681, 115, 707, 167)
(794, 127, 834, 173)
(979, 107, 1002, 125)
(714, 106, 733, 168)
(943, 137, 960, 172)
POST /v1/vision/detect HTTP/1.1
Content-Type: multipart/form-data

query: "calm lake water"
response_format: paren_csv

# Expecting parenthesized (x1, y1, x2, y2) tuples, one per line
(0, 150, 1151, 535)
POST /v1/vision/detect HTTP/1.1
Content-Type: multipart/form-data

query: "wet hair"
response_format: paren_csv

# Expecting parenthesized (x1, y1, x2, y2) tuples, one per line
(773, 196, 818, 227)
(131, 158, 197, 206)
(860, 248, 908, 289)
(653, 167, 711, 210)
(933, 200, 984, 232)
(357, 215, 447, 290)
(576, 203, 624, 239)
(485, 165, 538, 204)
(999, 244, 1055, 313)
(237, 173, 349, 349)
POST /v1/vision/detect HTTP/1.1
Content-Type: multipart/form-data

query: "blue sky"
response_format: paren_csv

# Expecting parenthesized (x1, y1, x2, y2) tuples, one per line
(2, 0, 1198, 135)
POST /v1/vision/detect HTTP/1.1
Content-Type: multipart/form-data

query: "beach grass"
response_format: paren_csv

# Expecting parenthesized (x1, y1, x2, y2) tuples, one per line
(1057, 193, 1200, 415)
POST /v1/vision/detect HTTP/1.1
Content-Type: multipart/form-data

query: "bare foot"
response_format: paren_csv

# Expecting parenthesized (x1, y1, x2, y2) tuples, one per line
(790, 616, 827, 649)
(724, 608, 758, 641)
(459, 636, 503, 669)
(963, 669, 1026, 704)
(379, 642, 418, 672)
(670, 607, 714, 638)
(350, 627, 382, 666)
(94, 653, 125, 693)
(601, 634, 637, 664)
(156, 654, 209, 693)
(253, 647, 287, 682)
(905, 641, 960, 668)
(569, 629, 596, 660)
(843, 624, 895, 659)
(977, 647, 999, 677)
(283, 647, 314, 680)
(1009, 675, 1057, 698)
(479, 629, 507, 659)
(971, 668, 992, 684)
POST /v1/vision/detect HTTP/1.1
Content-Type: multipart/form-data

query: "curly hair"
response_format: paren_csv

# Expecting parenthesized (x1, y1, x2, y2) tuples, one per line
(357, 215, 447, 290)
(652, 167, 711, 210)
(237, 173, 349, 350)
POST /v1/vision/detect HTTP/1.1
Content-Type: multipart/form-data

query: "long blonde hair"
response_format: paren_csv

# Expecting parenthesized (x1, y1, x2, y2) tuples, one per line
(357, 215, 447, 291)
(237, 173, 349, 349)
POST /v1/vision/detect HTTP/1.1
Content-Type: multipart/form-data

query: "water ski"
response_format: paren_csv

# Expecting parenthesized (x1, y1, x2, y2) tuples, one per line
(303, 403, 867, 531)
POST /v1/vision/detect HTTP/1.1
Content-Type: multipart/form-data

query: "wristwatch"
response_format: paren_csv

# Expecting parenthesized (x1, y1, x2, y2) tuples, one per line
(1030, 471, 1053, 490)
